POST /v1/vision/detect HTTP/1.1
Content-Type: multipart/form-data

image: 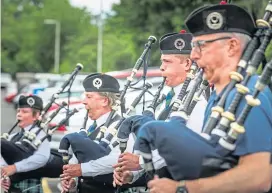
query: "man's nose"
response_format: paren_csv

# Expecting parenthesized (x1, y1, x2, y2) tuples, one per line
(190, 49, 201, 61)
(160, 63, 166, 72)
(16, 114, 22, 120)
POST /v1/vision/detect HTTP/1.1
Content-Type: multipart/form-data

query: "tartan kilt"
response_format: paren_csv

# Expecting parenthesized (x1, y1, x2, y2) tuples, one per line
(11, 179, 43, 193)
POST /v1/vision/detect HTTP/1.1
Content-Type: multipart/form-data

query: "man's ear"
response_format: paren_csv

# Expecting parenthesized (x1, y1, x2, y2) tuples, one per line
(102, 97, 110, 107)
(184, 58, 192, 71)
(227, 38, 240, 57)
(33, 113, 39, 121)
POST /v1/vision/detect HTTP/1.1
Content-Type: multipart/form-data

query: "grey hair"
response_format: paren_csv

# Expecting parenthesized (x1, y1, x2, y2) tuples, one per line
(98, 92, 120, 107)
(219, 32, 252, 50)
(230, 33, 251, 50)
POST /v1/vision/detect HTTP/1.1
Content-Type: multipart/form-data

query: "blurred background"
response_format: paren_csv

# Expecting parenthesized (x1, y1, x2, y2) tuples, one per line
(1, 0, 271, 192)
(1, 0, 271, 76)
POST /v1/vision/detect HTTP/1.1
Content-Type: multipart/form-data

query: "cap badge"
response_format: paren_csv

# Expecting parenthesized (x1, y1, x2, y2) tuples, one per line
(93, 78, 102, 89)
(27, 97, 35, 107)
(174, 38, 185, 51)
(206, 12, 223, 30)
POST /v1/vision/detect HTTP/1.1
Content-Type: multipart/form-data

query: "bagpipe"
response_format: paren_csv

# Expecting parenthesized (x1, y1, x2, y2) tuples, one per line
(60, 110, 90, 166)
(1, 64, 83, 181)
(157, 61, 199, 120)
(133, 2, 272, 181)
(116, 77, 166, 155)
(132, 69, 213, 180)
(93, 36, 157, 145)
(168, 69, 206, 121)
(140, 77, 167, 119)
(58, 81, 154, 164)
(58, 36, 157, 165)
(115, 61, 200, 158)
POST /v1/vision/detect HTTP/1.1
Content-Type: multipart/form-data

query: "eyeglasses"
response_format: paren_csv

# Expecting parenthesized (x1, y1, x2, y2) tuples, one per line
(191, 36, 232, 53)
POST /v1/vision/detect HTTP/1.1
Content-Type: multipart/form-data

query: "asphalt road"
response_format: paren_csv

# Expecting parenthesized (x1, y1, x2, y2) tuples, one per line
(1, 89, 61, 193)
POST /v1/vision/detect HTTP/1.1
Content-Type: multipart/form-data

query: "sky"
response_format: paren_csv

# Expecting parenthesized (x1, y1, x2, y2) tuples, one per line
(69, 0, 120, 14)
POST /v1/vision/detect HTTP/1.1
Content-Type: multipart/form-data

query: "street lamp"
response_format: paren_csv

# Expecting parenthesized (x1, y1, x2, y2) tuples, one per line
(44, 19, 61, 74)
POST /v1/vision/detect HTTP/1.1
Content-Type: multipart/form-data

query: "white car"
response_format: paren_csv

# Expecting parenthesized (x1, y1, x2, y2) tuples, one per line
(1, 73, 12, 89)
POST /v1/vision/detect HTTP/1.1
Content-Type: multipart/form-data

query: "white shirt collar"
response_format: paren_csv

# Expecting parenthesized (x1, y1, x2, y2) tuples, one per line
(162, 83, 184, 95)
(173, 84, 184, 97)
(93, 111, 111, 128)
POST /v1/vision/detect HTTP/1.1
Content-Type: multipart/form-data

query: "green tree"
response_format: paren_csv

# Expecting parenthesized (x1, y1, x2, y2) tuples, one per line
(109, 0, 271, 68)
(1, 0, 97, 74)
(60, 17, 138, 73)
(109, 0, 223, 67)
(2, 0, 271, 75)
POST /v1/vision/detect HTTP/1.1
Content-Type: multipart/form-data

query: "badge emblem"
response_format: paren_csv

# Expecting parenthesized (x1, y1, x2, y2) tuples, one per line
(93, 78, 102, 89)
(174, 38, 185, 51)
(206, 12, 223, 30)
(27, 97, 35, 107)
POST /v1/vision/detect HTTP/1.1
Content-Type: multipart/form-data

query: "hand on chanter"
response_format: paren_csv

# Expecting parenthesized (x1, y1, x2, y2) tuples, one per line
(113, 152, 141, 171)
(113, 169, 133, 187)
(1, 176, 11, 192)
(1, 165, 16, 177)
(60, 177, 76, 192)
(62, 164, 82, 178)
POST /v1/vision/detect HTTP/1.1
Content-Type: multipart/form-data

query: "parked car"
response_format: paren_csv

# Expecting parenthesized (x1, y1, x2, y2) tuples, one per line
(4, 81, 18, 103)
(38, 87, 84, 106)
(1, 73, 12, 89)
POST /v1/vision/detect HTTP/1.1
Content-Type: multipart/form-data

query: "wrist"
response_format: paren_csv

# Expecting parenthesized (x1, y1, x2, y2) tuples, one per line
(13, 163, 20, 173)
(176, 180, 189, 193)
(185, 179, 206, 193)
(12, 165, 17, 173)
